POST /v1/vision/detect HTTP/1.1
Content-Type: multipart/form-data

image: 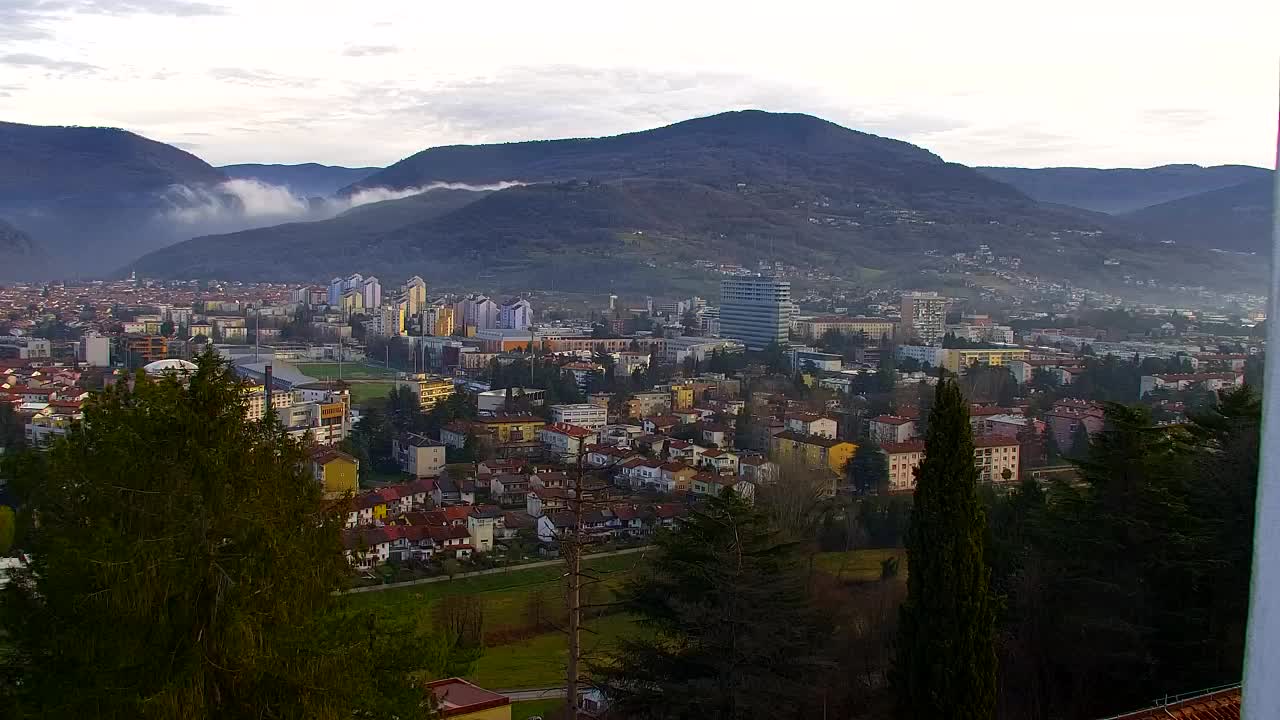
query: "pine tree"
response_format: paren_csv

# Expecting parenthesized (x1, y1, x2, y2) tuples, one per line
(893, 378, 996, 719)
(0, 350, 472, 719)
(595, 490, 829, 719)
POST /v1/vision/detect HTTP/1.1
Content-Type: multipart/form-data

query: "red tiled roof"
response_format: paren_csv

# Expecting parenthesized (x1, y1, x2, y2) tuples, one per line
(974, 436, 1019, 449)
(542, 422, 595, 438)
(882, 440, 927, 455)
(1103, 686, 1240, 719)
(773, 430, 851, 448)
(871, 415, 913, 425)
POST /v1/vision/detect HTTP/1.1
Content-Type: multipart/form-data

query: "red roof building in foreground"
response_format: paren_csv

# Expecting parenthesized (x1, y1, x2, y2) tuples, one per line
(1101, 685, 1239, 719)
(426, 678, 511, 719)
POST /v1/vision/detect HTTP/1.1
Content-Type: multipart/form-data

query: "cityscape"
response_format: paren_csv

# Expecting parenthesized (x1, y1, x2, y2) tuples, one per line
(0, 2, 1276, 719)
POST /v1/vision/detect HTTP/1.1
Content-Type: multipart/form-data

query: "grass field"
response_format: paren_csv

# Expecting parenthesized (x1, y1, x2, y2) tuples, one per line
(813, 548, 906, 581)
(467, 613, 640, 690)
(511, 698, 564, 720)
(344, 552, 647, 633)
(296, 362, 397, 380)
(347, 381, 397, 408)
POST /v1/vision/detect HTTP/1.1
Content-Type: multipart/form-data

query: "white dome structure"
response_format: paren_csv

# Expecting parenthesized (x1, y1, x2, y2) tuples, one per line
(143, 359, 198, 376)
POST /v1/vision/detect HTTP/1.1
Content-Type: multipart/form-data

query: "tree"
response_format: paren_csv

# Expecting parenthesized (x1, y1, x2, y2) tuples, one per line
(846, 444, 889, 495)
(893, 378, 996, 719)
(734, 405, 756, 451)
(595, 490, 830, 718)
(1069, 421, 1091, 460)
(0, 505, 14, 555)
(0, 350, 467, 719)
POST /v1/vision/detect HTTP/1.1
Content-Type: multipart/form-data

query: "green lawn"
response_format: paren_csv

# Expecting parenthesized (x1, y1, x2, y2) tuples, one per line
(813, 548, 906, 581)
(343, 553, 646, 632)
(511, 698, 564, 720)
(348, 381, 398, 408)
(466, 613, 640, 690)
(297, 362, 397, 380)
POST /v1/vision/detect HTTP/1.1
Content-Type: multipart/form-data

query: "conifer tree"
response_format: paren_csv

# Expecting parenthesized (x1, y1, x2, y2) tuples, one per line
(0, 350, 472, 719)
(893, 378, 996, 719)
(595, 490, 829, 719)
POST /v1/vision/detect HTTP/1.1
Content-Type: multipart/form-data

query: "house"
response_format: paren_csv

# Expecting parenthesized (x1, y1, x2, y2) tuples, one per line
(770, 431, 857, 475)
(697, 448, 739, 474)
(627, 459, 667, 491)
(883, 436, 1020, 492)
(641, 415, 681, 435)
(425, 679, 511, 720)
(310, 447, 359, 499)
(538, 422, 600, 459)
(785, 412, 837, 438)
(1045, 399, 1106, 452)
(660, 462, 698, 491)
(467, 506, 501, 553)
(432, 475, 476, 506)
(665, 438, 696, 463)
(489, 473, 530, 506)
(440, 421, 471, 449)
(526, 486, 568, 517)
(691, 472, 756, 502)
(499, 511, 536, 540)
(868, 415, 916, 445)
(529, 471, 568, 490)
(1139, 372, 1244, 398)
(738, 455, 779, 484)
(699, 423, 731, 448)
(393, 432, 446, 478)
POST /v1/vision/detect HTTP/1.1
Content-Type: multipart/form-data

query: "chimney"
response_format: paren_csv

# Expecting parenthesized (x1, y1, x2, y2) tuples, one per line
(265, 364, 273, 411)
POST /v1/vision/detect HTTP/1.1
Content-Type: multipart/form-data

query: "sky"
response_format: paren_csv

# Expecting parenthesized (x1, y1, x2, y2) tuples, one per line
(1, 0, 1277, 170)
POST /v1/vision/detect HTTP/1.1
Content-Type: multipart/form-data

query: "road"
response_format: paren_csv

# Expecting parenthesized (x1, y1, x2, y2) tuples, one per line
(499, 687, 567, 702)
(339, 544, 653, 595)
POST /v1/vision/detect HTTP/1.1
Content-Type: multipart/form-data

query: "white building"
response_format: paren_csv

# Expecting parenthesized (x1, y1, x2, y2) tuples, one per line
(901, 291, 948, 346)
(83, 332, 111, 367)
(456, 295, 499, 331)
(361, 276, 382, 311)
(498, 298, 533, 330)
(550, 403, 608, 430)
(719, 276, 792, 350)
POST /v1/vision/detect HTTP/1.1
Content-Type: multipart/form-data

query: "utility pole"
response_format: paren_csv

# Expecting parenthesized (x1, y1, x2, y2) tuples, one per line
(560, 450, 614, 712)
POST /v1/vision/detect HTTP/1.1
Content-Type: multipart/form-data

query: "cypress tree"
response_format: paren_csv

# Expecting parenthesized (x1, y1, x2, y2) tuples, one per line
(893, 378, 996, 719)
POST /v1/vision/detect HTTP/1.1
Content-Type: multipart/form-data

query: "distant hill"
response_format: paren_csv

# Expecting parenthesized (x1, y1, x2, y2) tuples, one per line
(219, 163, 379, 198)
(977, 164, 1270, 214)
(0, 218, 48, 280)
(134, 111, 1259, 293)
(0, 122, 239, 275)
(1121, 177, 1275, 254)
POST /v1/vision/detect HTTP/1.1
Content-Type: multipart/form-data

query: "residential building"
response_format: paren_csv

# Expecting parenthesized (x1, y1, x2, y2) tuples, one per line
(1045, 399, 1106, 451)
(868, 415, 916, 445)
(83, 332, 111, 366)
(670, 382, 694, 411)
(785, 412, 837, 438)
(425, 303, 456, 336)
(719, 276, 792, 350)
(1140, 372, 1244, 397)
(478, 388, 546, 414)
(883, 436, 1020, 492)
(937, 347, 1031, 373)
(360, 276, 382, 310)
(425, 679, 511, 720)
(900, 291, 948, 345)
(310, 447, 359, 499)
(896, 344, 946, 368)
(122, 335, 169, 364)
(628, 390, 672, 418)
(394, 432, 447, 477)
(402, 276, 427, 316)
(550, 403, 608, 430)
(661, 336, 746, 364)
(770, 431, 856, 474)
(244, 386, 294, 422)
(561, 362, 604, 391)
(791, 348, 842, 372)
(472, 414, 546, 456)
(396, 373, 455, 410)
(538, 422, 599, 459)
(0, 335, 52, 360)
(497, 298, 533, 330)
(697, 448, 740, 474)
(793, 316, 897, 343)
(456, 295, 499, 331)
(738, 455, 779, 484)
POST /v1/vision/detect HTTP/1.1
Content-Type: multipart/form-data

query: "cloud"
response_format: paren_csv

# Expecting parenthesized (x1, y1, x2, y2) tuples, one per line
(0, 0, 227, 41)
(157, 178, 522, 227)
(0, 52, 100, 75)
(1141, 107, 1213, 129)
(343, 44, 399, 57)
(210, 67, 307, 88)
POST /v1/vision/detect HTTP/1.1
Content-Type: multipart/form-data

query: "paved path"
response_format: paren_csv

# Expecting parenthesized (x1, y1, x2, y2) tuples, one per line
(500, 687, 567, 702)
(339, 544, 652, 595)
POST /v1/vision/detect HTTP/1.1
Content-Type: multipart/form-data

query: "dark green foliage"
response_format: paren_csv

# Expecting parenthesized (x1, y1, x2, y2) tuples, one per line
(0, 505, 14, 555)
(846, 444, 890, 495)
(893, 378, 996, 720)
(733, 405, 756, 451)
(595, 490, 830, 720)
(0, 350, 471, 718)
(987, 388, 1261, 717)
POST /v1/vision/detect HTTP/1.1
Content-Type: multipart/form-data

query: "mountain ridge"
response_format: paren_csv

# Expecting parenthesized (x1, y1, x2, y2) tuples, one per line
(977, 164, 1270, 214)
(219, 163, 380, 198)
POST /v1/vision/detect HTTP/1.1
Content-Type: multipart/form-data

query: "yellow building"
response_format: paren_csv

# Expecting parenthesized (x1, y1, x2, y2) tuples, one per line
(939, 347, 1030, 373)
(310, 447, 359, 499)
(427, 679, 511, 720)
(396, 373, 455, 410)
(670, 382, 694, 411)
(770, 430, 856, 474)
(472, 414, 546, 445)
(794, 316, 897, 342)
(243, 384, 294, 421)
(429, 305, 456, 336)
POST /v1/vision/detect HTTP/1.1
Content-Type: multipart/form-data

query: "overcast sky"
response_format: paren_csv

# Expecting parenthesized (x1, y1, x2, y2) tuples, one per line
(1, 0, 1277, 169)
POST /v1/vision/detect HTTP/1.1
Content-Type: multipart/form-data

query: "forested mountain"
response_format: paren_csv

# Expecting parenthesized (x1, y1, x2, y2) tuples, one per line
(1121, 176, 1275, 254)
(219, 163, 379, 197)
(137, 111, 1255, 292)
(977, 164, 1270, 214)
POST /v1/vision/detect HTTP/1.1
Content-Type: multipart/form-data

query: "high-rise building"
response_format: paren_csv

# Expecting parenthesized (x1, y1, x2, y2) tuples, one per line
(900, 291, 949, 346)
(327, 276, 344, 306)
(403, 276, 427, 316)
(361, 276, 382, 310)
(83, 332, 111, 367)
(719, 276, 791, 351)
(498, 298, 533, 330)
